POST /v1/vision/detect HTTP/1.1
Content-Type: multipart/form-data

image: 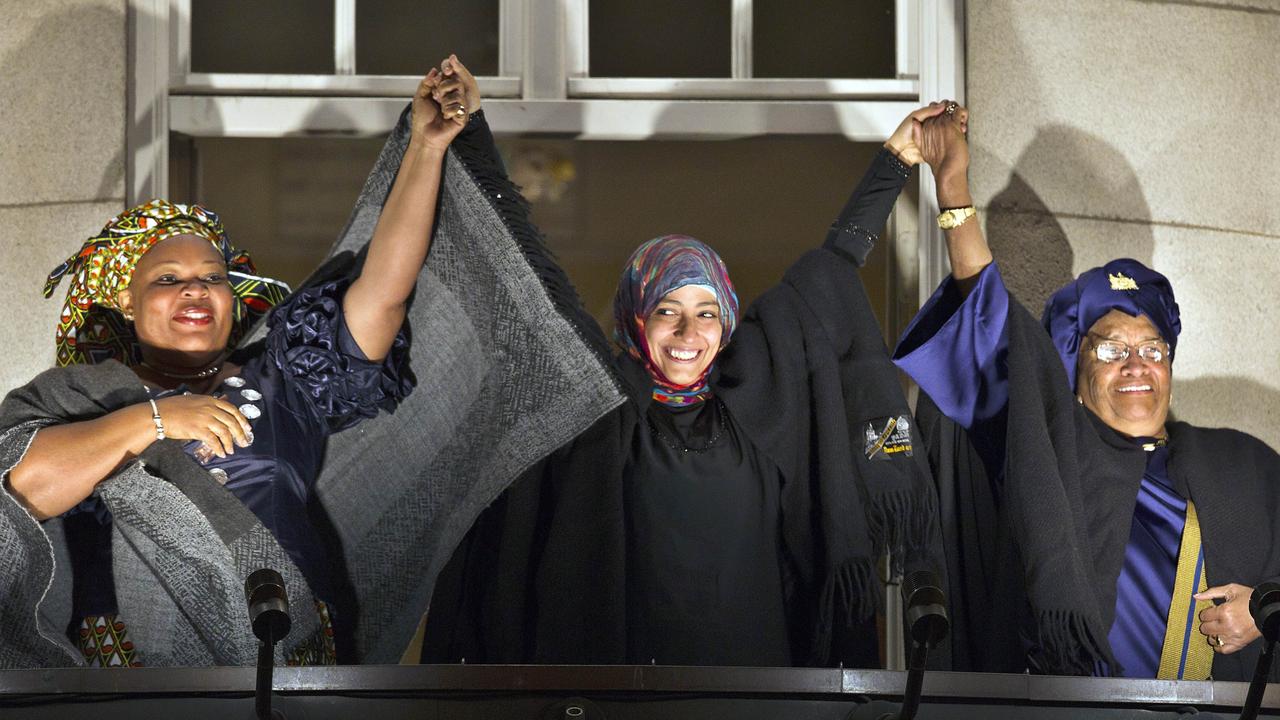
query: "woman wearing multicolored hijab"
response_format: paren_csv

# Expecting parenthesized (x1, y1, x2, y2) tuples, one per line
(894, 104, 1280, 682)
(0, 59, 476, 666)
(423, 106, 945, 668)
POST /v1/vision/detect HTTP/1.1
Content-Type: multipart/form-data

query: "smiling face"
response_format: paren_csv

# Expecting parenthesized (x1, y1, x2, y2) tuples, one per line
(116, 234, 234, 367)
(643, 284, 723, 387)
(1076, 309, 1172, 438)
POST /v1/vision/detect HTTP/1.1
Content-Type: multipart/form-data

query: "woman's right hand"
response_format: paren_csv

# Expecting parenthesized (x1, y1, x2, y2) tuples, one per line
(153, 394, 252, 458)
(885, 101, 951, 166)
(915, 101, 970, 184)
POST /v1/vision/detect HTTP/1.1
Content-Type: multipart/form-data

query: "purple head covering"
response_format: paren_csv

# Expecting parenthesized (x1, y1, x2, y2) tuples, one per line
(612, 235, 739, 393)
(1041, 258, 1181, 390)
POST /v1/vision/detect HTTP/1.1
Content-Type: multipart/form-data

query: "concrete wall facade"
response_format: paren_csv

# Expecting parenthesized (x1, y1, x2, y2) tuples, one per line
(966, 0, 1280, 449)
(2, 1, 126, 396)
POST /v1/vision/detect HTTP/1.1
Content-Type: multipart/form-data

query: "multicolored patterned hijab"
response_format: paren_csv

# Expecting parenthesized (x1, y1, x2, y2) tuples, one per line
(1041, 257, 1181, 390)
(612, 235, 739, 406)
(43, 199, 291, 367)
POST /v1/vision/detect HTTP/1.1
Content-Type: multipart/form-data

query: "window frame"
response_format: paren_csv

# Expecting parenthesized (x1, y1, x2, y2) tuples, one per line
(127, 1, 964, 666)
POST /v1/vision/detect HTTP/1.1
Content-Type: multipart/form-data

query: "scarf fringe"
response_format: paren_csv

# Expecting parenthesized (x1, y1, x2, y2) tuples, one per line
(810, 556, 879, 666)
(1032, 609, 1119, 676)
(448, 127, 618, 376)
(865, 487, 938, 577)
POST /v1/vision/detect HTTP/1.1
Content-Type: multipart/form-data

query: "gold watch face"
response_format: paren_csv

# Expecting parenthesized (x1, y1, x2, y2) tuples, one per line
(938, 207, 975, 229)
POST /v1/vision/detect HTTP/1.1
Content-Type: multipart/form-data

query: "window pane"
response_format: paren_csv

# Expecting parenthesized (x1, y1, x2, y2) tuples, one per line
(173, 134, 890, 333)
(589, 0, 730, 78)
(753, 0, 894, 78)
(357, 0, 499, 76)
(192, 0, 334, 74)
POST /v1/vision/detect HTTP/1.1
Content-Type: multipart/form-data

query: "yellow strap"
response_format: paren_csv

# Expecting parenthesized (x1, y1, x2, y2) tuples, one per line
(1157, 500, 1214, 680)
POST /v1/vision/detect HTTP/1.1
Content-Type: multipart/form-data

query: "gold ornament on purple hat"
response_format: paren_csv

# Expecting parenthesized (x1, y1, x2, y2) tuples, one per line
(43, 199, 291, 367)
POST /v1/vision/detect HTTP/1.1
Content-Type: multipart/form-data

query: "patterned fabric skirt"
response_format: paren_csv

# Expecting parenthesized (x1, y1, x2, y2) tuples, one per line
(77, 600, 337, 667)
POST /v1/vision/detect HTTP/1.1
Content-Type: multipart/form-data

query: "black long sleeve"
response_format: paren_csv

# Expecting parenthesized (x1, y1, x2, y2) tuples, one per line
(823, 147, 912, 267)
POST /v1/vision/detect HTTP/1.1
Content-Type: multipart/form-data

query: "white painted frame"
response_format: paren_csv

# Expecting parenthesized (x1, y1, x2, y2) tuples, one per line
(128, 2, 964, 668)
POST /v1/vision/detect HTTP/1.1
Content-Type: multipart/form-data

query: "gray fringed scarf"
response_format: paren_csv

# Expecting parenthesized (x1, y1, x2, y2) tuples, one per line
(0, 106, 624, 667)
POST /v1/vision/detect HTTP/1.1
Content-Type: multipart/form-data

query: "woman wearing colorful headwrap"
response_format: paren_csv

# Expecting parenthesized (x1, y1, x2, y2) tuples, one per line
(0, 58, 477, 666)
(422, 106, 945, 667)
(893, 103, 1280, 681)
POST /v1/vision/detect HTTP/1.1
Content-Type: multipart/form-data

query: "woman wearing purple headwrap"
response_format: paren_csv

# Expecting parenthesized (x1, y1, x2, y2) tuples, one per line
(892, 104, 1280, 681)
(424, 106, 947, 668)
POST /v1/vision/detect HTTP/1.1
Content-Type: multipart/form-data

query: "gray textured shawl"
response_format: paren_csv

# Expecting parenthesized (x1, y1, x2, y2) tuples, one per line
(0, 106, 624, 667)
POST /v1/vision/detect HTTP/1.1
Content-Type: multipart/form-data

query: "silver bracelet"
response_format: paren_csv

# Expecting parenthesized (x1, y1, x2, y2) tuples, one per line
(147, 397, 166, 441)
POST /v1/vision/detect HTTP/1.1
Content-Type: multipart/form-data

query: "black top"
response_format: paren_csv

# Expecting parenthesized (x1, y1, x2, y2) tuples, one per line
(626, 376, 791, 666)
(423, 137, 937, 668)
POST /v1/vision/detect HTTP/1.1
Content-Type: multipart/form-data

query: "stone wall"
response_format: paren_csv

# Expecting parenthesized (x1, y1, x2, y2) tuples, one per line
(1, 0, 125, 396)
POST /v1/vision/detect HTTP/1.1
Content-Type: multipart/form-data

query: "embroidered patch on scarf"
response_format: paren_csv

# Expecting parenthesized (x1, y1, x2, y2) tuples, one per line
(864, 415, 913, 460)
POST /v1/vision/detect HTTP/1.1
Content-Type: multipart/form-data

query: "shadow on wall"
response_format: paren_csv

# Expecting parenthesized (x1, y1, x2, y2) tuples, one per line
(984, 125, 1154, 314)
(0, 3, 127, 206)
(983, 126, 1280, 443)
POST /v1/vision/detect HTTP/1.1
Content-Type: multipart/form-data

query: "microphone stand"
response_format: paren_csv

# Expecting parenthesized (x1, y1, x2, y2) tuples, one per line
(880, 570, 950, 720)
(255, 627, 279, 720)
(1239, 582, 1280, 720)
(1240, 639, 1276, 720)
(245, 568, 292, 720)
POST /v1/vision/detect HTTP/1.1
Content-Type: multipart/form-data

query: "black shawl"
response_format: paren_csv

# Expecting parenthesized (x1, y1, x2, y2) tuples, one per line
(425, 245, 941, 667)
(922, 298, 1280, 679)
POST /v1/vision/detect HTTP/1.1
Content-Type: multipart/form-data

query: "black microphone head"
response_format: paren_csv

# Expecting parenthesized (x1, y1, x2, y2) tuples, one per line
(1250, 582, 1280, 643)
(901, 570, 950, 648)
(245, 568, 291, 643)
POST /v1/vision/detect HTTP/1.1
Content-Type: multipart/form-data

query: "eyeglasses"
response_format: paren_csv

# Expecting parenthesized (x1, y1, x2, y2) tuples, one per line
(1087, 334, 1170, 364)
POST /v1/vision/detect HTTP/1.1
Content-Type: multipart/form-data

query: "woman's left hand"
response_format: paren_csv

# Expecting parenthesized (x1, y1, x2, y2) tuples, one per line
(1196, 583, 1263, 654)
(885, 101, 954, 166)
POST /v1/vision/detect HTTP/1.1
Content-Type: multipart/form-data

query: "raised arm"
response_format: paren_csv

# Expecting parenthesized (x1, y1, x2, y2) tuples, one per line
(824, 102, 950, 266)
(915, 102, 992, 295)
(341, 55, 477, 361)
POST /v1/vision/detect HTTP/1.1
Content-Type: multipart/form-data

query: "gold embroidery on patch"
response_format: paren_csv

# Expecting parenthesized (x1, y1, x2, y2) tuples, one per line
(1109, 273, 1138, 291)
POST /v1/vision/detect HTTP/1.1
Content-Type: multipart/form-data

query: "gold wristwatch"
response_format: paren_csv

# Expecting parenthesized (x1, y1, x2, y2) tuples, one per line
(937, 205, 976, 230)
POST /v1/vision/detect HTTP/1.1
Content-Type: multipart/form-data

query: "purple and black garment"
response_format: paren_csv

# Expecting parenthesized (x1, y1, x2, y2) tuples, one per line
(895, 261, 1280, 680)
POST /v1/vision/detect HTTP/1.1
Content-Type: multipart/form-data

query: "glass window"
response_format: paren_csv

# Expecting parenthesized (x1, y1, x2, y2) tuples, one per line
(171, 134, 890, 330)
(589, 0, 731, 78)
(191, 0, 335, 74)
(753, 0, 895, 79)
(356, 0, 500, 76)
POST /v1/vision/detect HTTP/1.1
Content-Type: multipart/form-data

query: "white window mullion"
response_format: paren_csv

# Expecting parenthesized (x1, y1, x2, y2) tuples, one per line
(562, 0, 588, 83)
(334, 0, 357, 75)
(128, 0, 172, 204)
(170, 0, 191, 78)
(499, 0, 526, 82)
(731, 0, 752, 79)
(895, 0, 919, 79)
(917, 0, 966, 306)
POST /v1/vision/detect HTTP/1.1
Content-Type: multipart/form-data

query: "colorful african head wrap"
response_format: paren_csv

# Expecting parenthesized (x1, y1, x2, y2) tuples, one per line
(612, 235, 739, 405)
(1041, 258, 1181, 390)
(43, 199, 291, 367)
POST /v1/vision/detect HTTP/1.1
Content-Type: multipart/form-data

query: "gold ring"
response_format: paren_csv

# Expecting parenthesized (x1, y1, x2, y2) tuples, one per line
(945, 102, 958, 116)
(456, 105, 466, 116)
(1214, 635, 1225, 648)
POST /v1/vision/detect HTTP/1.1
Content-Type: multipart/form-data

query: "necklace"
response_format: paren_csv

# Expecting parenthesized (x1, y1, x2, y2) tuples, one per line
(139, 360, 223, 381)
(645, 398, 727, 454)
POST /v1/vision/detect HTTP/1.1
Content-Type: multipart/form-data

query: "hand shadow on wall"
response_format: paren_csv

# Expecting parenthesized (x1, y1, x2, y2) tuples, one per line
(984, 125, 1280, 442)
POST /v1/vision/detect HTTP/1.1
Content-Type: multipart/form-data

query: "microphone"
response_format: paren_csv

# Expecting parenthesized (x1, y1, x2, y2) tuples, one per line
(881, 570, 950, 720)
(902, 570, 950, 653)
(245, 568, 291, 644)
(1240, 583, 1280, 720)
(245, 568, 291, 720)
(1249, 582, 1280, 644)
